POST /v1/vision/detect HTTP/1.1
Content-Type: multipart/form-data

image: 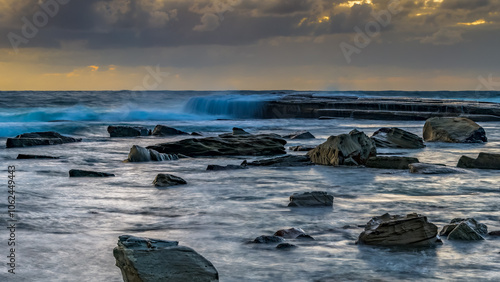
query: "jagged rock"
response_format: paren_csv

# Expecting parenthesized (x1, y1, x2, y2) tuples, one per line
(107, 126, 150, 137)
(244, 155, 313, 167)
(127, 145, 178, 162)
(152, 125, 189, 136)
(153, 174, 187, 187)
(289, 145, 315, 152)
(307, 129, 376, 166)
(409, 163, 470, 174)
(366, 156, 419, 169)
(253, 236, 285, 244)
(440, 218, 487, 240)
(356, 213, 441, 246)
(6, 132, 82, 148)
(274, 228, 307, 239)
(206, 164, 248, 171)
(288, 191, 334, 207)
(423, 117, 487, 143)
(147, 134, 287, 157)
(232, 127, 250, 135)
(17, 154, 59, 159)
(457, 153, 500, 170)
(69, 169, 115, 177)
(282, 131, 315, 139)
(113, 235, 219, 282)
(371, 127, 425, 149)
(276, 243, 297, 249)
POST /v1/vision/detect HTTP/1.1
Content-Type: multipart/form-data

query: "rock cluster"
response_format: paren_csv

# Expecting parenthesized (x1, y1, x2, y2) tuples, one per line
(113, 235, 219, 282)
(6, 132, 82, 148)
(423, 117, 487, 143)
(307, 130, 376, 166)
(440, 218, 488, 240)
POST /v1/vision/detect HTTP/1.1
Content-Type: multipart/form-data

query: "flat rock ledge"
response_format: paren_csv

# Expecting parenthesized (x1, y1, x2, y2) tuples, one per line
(6, 132, 82, 148)
(457, 153, 500, 170)
(366, 156, 419, 169)
(356, 213, 441, 246)
(69, 169, 115, 177)
(288, 191, 334, 207)
(409, 163, 471, 174)
(113, 235, 219, 282)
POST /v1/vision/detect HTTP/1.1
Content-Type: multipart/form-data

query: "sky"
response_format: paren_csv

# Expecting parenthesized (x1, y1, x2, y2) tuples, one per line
(0, 0, 499, 91)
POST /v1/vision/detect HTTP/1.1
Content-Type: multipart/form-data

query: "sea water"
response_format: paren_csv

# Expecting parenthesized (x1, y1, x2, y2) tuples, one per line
(0, 91, 499, 281)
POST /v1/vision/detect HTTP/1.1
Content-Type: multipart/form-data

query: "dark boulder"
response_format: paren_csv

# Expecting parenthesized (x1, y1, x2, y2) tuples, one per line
(457, 153, 500, 170)
(127, 145, 178, 162)
(423, 117, 487, 143)
(282, 131, 315, 140)
(69, 169, 115, 177)
(6, 132, 82, 148)
(356, 213, 441, 246)
(288, 191, 334, 207)
(244, 155, 313, 167)
(276, 243, 297, 249)
(206, 164, 248, 171)
(274, 228, 307, 239)
(253, 236, 285, 244)
(489, 231, 500, 236)
(440, 218, 487, 240)
(366, 156, 419, 169)
(107, 126, 150, 137)
(147, 134, 287, 157)
(153, 174, 187, 188)
(113, 235, 219, 282)
(308, 129, 376, 166)
(152, 125, 189, 136)
(371, 127, 425, 149)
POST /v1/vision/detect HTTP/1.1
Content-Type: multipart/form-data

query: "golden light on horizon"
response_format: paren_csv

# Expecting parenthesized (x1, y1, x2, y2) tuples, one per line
(339, 0, 373, 8)
(318, 16, 330, 23)
(458, 19, 488, 26)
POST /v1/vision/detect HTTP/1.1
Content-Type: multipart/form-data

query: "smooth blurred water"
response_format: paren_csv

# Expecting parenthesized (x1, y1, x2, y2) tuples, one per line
(0, 91, 499, 281)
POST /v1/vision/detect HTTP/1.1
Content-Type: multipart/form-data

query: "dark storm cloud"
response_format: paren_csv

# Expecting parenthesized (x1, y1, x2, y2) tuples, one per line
(440, 0, 490, 10)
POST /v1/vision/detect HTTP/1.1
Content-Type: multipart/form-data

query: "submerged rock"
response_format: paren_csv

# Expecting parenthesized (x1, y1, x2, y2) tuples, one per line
(232, 127, 250, 135)
(253, 236, 285, 244)
(17, 154, 59, 159)
(307, 129, 376, 166)
(440, 218, 487, 240)
(147, 134, 287, 157)
(276, 243, 297, 249)
(457, 153, 500, 170)
(366, 156, 419, 169)
(289, 145, 315, 152)
(356, 213, 441, 246)
(127, 145, 178, 162)
(409, 163, 470, 174)
(244, 155, 313, 167)
(423, 117, 487, 143)
(274, 228, 308, 239)
(152, 125, 189, 136)
(371, 127, 425, 149)
(6, 132, 82, 148)
(113, 235, 219, 282)
(489, 231, 500, 236)
(288, 191, 334, 207)
(153, 174, 187, 187)
(282, 131, 315, 140)
(206, 164, 248, 171)
(69, 169, 115, 177)
(107, 126, 150, 137)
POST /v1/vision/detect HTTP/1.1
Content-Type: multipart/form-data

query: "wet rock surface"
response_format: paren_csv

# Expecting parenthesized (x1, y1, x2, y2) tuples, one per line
(409, 163, 470, 174)
(127, 145, 179, 162)
(107, 126, 150, 137)
(244, 155, 313, 167)
(206, 164, 248, 171)
(307, 129, 376, 166)
(153, 174, 187, 187)
(356, 213, 441, 246)
(423, 117, 487, 143)
(253, 236, 285, 244)
(6, 131, 82, 148)
(282, 131, 315, 139)
(457, 153, 500, 170)
(371, 127, 425, 149)
(152, 125, 189, 136)
(17, 154, 60, 159)
(147, 134, 287, 157)
(288, 191, 334, 207)
(289, 145, 315, 152)
(440, 218, 488, 241)
(366, 156, 419, 169)
(113, 235, 219, 282)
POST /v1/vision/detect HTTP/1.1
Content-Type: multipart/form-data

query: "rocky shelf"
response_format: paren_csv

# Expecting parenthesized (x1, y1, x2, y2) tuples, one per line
(260, 94, 500, 121)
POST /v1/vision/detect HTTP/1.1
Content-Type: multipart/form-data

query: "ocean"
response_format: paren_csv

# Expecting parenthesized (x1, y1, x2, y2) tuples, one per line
(1, 90, 499, 281)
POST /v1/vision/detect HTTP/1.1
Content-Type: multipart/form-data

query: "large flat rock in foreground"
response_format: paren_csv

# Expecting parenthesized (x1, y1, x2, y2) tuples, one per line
(113, 235, 219, 282)
(147, 134, 286, 157)
(6, 132, 82, 148)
